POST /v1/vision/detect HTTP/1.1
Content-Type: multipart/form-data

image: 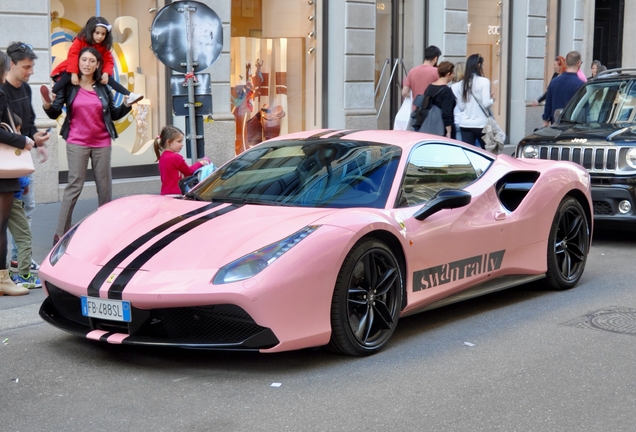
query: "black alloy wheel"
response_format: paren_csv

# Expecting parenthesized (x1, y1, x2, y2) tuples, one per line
(328, 239, 403, 356)
(544, 197, 590, 290)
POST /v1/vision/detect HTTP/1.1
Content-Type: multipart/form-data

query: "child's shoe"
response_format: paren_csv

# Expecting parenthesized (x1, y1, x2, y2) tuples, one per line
(11, 273, 42, 289)
(40, 85, 52, 104)
(126, 93, 144, 106)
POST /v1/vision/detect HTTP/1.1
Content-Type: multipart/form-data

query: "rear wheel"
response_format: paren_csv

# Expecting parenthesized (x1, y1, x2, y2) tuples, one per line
(328, 239, 403, 356)
(544, 197, 589, 290)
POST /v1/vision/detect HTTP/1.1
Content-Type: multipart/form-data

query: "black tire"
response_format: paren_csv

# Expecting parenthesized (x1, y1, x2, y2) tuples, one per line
(328, 239, 403, 356)
(544, 197, 590, 290)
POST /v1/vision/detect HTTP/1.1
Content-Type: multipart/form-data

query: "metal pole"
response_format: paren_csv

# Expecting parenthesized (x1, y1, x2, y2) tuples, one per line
(96, 0, 100, 16)
(374, 59, 390, 97)
(182, 5, 198, 160)
(377, 59, 402, 119)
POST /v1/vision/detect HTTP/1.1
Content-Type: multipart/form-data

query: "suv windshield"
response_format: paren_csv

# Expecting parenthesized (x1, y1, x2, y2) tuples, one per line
(191, 139, 402, 208)
(561, 79, 636, 125)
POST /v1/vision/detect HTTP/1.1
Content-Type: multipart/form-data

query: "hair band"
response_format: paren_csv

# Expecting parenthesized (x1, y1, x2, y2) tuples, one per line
(96, 23, 112, 32)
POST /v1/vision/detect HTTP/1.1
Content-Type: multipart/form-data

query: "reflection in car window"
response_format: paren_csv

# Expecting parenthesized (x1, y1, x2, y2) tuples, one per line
(562, 80, 636, 124)
(397, 144, 491, 207)
(193, 140, 402, 208)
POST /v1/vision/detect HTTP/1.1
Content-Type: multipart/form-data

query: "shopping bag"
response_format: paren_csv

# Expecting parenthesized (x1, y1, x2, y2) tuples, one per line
(393, 93, 412, 130)
(482, 117, 506, 155)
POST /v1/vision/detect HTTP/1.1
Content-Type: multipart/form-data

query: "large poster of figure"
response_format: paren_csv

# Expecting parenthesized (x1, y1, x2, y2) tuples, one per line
(231, 37, 305, 155)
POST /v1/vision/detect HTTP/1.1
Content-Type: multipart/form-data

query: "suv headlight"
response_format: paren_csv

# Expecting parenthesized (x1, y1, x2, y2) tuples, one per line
(213, 225, 320, 284)
(626, 148, 636, 169)
(521, 145, 539, 159)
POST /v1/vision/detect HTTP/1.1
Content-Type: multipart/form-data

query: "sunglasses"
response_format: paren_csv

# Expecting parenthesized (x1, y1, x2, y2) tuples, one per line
(7, 43, 33, 55)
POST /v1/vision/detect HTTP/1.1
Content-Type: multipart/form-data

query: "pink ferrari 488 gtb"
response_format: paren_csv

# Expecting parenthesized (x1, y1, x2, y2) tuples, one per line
(40, 130, 592, 356)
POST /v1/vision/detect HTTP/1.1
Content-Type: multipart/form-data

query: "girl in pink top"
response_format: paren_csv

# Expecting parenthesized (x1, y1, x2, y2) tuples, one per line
(154, 126, 209, 195)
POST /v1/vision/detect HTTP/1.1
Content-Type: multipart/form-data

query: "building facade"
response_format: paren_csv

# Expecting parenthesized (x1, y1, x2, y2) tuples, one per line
(0, 0, 611, 204)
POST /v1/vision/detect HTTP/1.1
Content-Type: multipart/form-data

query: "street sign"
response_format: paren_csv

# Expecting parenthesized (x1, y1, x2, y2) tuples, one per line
(170, 74, 211, 96)
(172, 94, 213, 116)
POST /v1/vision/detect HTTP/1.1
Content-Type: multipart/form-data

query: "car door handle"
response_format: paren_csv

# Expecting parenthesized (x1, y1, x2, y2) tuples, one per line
(494, 212, 507, 221)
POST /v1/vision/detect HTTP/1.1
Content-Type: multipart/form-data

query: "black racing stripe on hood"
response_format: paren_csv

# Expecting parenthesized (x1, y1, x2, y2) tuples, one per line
(306, 130, 336, 139)
(329, 129, 361, 138)
(87, 202, 222, 297)
(107, 204, 243, 300)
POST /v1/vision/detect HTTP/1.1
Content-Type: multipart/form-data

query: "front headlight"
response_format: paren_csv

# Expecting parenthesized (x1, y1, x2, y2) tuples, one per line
(49, 223, 81, 266)
(626, 148, 636, 169)
(213, 225, 321, 284)
(521, 145, 539, 159)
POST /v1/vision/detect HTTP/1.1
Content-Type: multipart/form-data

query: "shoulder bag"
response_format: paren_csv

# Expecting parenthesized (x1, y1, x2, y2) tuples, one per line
(0, 107, 35, 178)
(471, 90, 506, 155)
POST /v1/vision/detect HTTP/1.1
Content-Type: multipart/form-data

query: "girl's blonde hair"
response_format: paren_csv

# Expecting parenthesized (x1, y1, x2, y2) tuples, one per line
(453, 61, 466, 83)
(153, 125, 184, 161)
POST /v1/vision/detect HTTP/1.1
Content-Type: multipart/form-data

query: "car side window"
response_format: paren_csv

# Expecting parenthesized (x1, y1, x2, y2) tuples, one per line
(398, 143, 488, 207)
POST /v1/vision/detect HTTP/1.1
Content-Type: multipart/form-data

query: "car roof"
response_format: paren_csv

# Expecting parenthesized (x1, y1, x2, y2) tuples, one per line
(265, 129, 493, 156)
(594, 68, 636, 80)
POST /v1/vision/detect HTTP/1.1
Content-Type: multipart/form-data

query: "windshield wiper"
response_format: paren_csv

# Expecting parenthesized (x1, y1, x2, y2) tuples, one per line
(184, 191, 205, 201)
(211, 197, 269, 205)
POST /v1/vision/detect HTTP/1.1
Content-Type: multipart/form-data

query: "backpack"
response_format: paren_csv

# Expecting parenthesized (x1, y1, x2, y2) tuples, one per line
(418, 104, 445, 136)
(410, 87, 443, 131)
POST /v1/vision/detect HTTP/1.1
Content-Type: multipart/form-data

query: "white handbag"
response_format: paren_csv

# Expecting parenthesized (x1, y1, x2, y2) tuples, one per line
(393, 92, 412, 131)
(0, 107, 35, 179)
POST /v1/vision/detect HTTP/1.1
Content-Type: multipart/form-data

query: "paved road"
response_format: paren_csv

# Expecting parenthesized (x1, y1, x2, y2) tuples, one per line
(1, 198, 636, 430)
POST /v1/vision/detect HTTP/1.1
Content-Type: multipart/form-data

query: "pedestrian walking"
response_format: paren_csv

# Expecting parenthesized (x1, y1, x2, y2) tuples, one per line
(5, 113, 40, 289)
(451, 61, 465, 141)
(401, 45, 441, 108)
(420, 61, 456, 138)
(533, 56, 566, 107)
(3, 42, 50, 274)
(457, 54, 494, 149)
(0, 51, 32, 296)
(542, 51, 585, 127)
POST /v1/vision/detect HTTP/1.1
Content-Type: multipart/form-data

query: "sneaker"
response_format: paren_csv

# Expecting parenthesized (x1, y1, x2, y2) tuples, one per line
(11, 273, 42, 289)
(9, 259, 40, 274)
(40, 84, 52, 104)
(126, 92, 144, 106)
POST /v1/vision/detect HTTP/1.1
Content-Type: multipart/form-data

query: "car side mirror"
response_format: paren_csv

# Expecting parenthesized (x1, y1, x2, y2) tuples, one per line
(553, 108, 563, 123)
(413, 189, 472, 221)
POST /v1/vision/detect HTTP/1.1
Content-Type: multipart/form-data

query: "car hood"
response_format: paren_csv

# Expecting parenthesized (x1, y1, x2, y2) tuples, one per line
(523, 123, 636, 143)
(65, 195, 341, 270)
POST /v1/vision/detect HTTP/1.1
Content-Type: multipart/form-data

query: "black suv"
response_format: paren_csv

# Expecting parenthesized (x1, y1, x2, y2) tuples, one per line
(516, 69, 636, 222)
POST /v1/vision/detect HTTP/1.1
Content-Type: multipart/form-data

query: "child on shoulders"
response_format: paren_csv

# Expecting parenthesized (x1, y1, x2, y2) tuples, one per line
(42, 16, 143, 107)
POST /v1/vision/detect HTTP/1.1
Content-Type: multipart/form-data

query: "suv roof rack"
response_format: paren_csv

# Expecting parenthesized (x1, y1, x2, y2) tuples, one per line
(597, 68, 636, 77)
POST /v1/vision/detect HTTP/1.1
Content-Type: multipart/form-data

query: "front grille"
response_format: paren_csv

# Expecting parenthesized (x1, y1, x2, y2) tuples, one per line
(44, 284, 269, 345)
(593, 200, 613, 215)
(148, 305, 268, 343)
(537, 145, 618, 173)
(46, 282, 90, 327)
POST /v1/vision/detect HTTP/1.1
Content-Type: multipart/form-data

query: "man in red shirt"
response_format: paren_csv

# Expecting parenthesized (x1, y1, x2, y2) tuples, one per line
(402, 45, 442, 103)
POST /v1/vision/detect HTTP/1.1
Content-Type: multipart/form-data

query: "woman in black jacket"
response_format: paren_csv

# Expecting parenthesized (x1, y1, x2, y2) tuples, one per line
(422, 61, 456, 138)
(42, 46, 131, 244)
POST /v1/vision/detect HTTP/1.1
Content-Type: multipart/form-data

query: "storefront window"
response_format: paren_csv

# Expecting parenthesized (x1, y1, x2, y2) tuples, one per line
(230, 0, 319, 155)
(49, 0, 165, 178)
(467, 0, 508, 131)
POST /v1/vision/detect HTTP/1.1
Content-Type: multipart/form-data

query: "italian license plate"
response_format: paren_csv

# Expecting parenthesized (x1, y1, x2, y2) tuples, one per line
(81, 296, 132, 322)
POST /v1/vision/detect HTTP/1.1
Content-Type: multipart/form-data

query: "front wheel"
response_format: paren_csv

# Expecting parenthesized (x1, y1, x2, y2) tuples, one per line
(544, 197, 590, 290)
(328, 239, 403, 356)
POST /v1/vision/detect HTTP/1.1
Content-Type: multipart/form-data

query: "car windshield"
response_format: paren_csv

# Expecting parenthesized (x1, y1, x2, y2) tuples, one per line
(191, 139, 402, 208)
(561, 79, 636, 125)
